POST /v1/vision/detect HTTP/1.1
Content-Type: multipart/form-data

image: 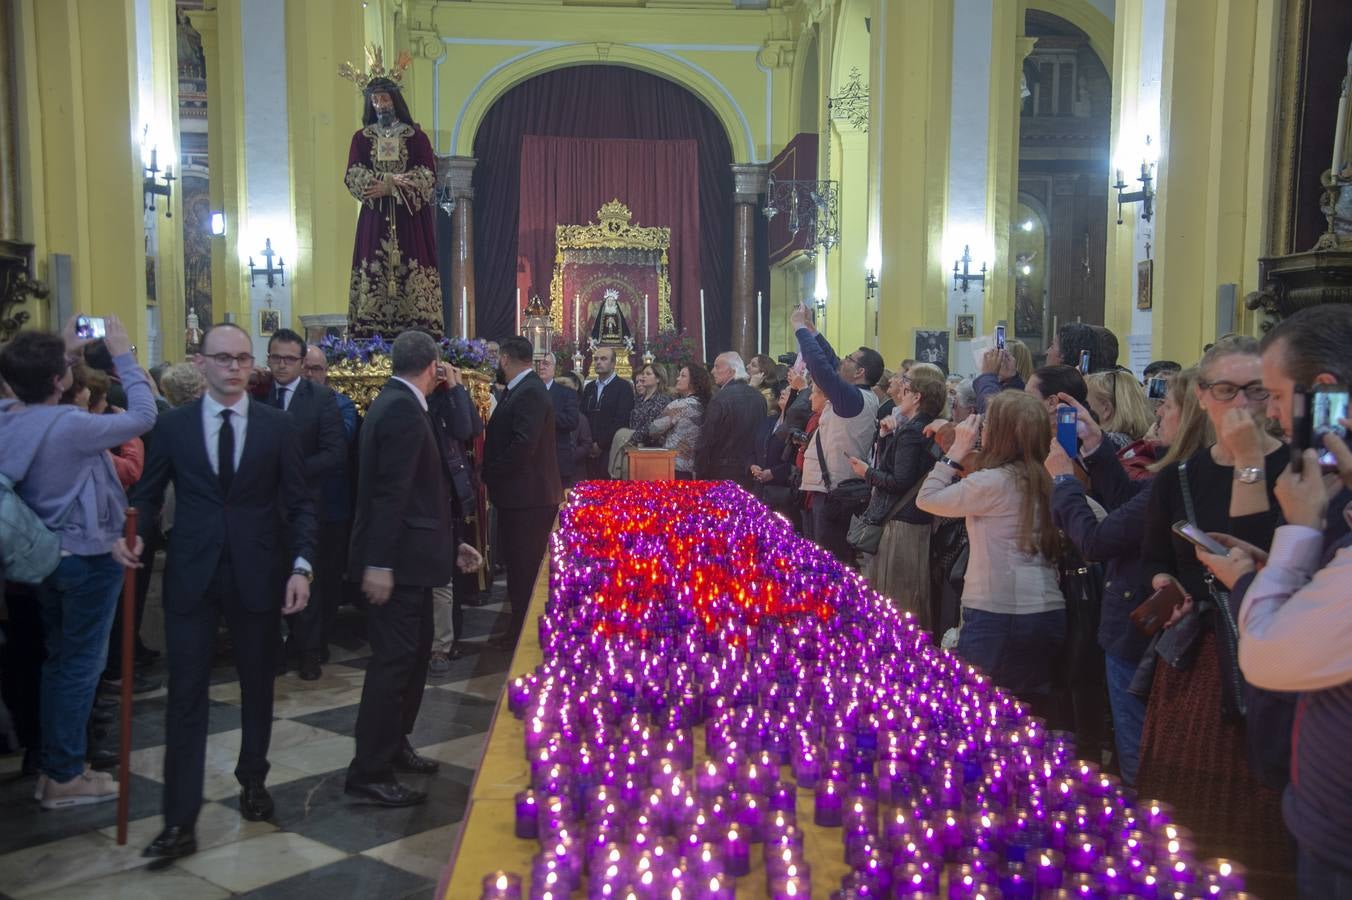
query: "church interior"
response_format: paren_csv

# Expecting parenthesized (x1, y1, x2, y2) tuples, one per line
(3, 0, 1352, 897)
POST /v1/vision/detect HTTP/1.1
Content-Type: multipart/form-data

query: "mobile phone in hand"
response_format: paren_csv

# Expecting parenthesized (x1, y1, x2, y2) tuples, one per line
(1296, 385, 1351, 471)
(1130, 580, 1187, 636)
(75, 315, 106, 340)
(1078, 349, 1091, 374)
(1055, 404, 1078, 458)
(995, 325, 1006, 351)
(1171, 520, 1230, 556)
(1147, 376, 1169, 401)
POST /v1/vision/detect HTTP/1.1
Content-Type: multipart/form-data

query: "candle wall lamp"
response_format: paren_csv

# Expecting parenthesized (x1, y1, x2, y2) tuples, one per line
(143, 147, 175, 218)
(525, 294, 552, 360)
(248, 239, 286, 288)
(952, 245, 987, 294)
(865, 268, 878, 302)
(1113, 162, 1155, 225)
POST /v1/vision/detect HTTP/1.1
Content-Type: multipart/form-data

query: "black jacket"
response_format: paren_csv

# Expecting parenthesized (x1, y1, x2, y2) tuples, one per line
(581, 375, 634, 459)
(483, 370, 563, 510)
(545, 381, 580, 484)
(132, 398, 317, 613)
(347, 380, 455, 588)
(274, 377, 346, 499)
(695, 380, 766, 483)
(428, 383, 482, 513)
(863, 413, 936, 525)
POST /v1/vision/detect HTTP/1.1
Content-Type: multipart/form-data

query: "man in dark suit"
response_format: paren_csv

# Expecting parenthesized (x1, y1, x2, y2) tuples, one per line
(265, 329, 345, 680)
(696, 351, 770, 487)
(125, 323, 316, 864)
(536, 351, 579, 485)
(483, 337, 562, 649)
(580, 346, 633, 480)
(346, 331, 482, 807)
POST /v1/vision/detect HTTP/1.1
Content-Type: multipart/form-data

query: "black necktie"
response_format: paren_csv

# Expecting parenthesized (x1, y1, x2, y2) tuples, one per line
(218, 409, 235, 494)
(274, 385, 288, 409)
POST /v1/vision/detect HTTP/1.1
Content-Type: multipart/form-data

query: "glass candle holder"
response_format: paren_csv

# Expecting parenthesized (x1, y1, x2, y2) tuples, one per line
(813, 778, 845, 827)
(480, 871, 523, 900)
(514, 789, 539, 839)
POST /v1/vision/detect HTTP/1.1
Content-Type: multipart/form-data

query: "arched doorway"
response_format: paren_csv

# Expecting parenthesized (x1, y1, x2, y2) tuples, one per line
(1015, 10, 1111, 352)
(462, 65, 738, 346)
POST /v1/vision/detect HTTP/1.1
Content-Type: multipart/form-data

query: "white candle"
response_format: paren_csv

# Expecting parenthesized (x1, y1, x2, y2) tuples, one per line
(644, 293, 649, 341)
(461, 285, 468, 337)
(515, 288, 521, 335)
(1334, 45, 1352, 178)
(756, 291, 763, 353)
(699, 289, 707, 362)
(574, 294, 580, 344)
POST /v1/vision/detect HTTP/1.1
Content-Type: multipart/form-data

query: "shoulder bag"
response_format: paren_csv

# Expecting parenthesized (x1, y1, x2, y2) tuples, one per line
(815, 430, 871, 523)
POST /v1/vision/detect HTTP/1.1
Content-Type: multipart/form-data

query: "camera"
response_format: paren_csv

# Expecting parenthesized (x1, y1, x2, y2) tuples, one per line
(75, 316, 106, 340)
(1146, 376, 1169, 401)
(1293, 384, 1350, 472)
(789, 428, 810, 446)
(776, 352, 798, 366)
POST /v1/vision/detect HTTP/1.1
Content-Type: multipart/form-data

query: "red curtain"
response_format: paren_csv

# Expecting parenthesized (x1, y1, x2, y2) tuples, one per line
(517, 135, 699, 343)
(469, 66, 734, 350)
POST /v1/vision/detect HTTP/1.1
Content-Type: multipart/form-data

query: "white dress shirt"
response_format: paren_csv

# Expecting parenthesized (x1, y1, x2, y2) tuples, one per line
(506, 368, 531, 393)
(593, 372, 615, 404)
(273, 377, 297, 411)
(201, 391, 248, 474)
(391, 375, 428, 411)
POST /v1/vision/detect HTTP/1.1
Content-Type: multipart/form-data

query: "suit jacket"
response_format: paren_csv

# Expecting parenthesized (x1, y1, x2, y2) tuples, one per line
(131, 399, 317, 613)
(545, 381, 580, 484)
(347, 379, 455, 587)
(273, 377, 346, 498)
(695, 380, 767, 481)
(483, 371, 562, 510)
(581, 375, 634, 458)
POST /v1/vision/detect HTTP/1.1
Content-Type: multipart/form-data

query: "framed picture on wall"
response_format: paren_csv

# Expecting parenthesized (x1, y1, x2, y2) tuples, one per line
(1137, 259, 1154, 310)
(914, 329, 950, 375)
(259, 308, 280, 337)
(955, 314, 975, 341)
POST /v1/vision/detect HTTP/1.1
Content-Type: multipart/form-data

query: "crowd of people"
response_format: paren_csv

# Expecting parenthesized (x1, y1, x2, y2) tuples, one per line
(2, 300, 1351, 896)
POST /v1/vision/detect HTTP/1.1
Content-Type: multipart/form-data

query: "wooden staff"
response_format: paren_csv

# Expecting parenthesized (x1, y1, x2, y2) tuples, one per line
(115, 509, 138, 845)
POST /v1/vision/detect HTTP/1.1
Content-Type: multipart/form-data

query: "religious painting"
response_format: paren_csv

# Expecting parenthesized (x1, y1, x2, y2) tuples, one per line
(914, 329, 950, 375)
(259, 308, 279, 337)
(955, 314, 975, 341)
(1137, 259, 1154, 310)
(145, 256, 157, 304)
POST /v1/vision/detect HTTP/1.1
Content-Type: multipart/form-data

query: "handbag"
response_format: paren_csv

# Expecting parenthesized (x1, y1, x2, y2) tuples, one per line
(1179, 461, 1297, 788)
(815, 431, 871, 523)
(847, 478, 924, 554)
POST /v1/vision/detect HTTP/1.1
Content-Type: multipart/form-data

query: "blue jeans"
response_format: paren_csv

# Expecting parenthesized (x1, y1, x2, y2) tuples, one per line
(1104, 652, 1146, 786)
(39, 554, 124, 782)
(1299, 845, 1352, 899)
(957, 607, 1066, 697)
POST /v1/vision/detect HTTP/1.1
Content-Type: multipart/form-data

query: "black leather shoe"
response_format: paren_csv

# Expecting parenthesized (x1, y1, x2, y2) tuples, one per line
(143, 826, 196, 866)
(344, 779, 427, 807)
(239, 780, 274, 821)
(393, 745, 439, 775)
(298, 653, 322, 681)
(87, 746, 119, 770)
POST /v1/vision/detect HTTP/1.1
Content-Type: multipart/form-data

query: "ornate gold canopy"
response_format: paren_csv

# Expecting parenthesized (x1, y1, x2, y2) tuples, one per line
(550, 200, 675, 335)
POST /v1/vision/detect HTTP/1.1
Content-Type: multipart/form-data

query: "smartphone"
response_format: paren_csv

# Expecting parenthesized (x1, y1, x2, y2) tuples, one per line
(995, 325, 1006, 351)
(1146, 376, 1169, 401)
(1078, 349, 1091, 375)
(75, 315, 106, 340)
(1171, 520, 1230, 556)
(1291, 389, 1310, 474)
(1130, 580, 1187, 636)
(1055, 405, 1079, 458)
(1305, 385, 1350, 469)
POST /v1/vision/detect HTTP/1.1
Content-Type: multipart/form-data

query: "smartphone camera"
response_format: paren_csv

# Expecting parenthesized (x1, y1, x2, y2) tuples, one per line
(1056, 404, 1079, 458)
(74, 315, 106, 340)
(1310, 386, 1350, 468)
(1146, 376, 1169, 401)
(995, 325, 1006, 351)
(1078, 350, 1091, 375)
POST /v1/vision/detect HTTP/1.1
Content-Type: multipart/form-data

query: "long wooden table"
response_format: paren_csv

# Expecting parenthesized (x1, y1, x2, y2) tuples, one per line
(439, 545, 856, 898)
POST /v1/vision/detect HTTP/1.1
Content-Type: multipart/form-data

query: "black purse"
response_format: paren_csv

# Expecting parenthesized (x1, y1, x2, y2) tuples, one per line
(815, 432, 871, 523)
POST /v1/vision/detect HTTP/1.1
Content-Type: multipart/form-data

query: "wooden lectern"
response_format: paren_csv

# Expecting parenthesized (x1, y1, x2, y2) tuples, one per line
(626, 447, 676, 481)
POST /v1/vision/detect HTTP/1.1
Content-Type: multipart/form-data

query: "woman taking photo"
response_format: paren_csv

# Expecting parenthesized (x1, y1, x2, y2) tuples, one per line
(751, 381, 799, 525)
(1137, 336, 1292, 892)
(917, 390, 1065, 712)
(850, 363, 945, 629)
(648, 363, 713, 479)
(1085, 370, 1155, 449)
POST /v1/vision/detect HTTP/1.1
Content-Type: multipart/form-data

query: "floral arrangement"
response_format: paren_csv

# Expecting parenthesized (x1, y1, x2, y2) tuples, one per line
(317, 333, 391, 366)
(439, 336, 491, 370)
(643, 327, 700, 364)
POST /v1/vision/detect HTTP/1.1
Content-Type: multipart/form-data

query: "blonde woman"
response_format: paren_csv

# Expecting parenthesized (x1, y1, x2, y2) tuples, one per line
(1086, 370, 1154, 446)
(917, 390, 1065, 705)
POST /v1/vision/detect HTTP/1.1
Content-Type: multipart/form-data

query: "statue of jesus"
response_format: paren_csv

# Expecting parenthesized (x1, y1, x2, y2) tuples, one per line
(340, 47, 443, 338)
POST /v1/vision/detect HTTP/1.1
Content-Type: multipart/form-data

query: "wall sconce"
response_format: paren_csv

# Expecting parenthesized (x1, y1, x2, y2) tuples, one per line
(248, 238, 286, 288)
(952, 245, 987, 294)
(1113, 162, 1155, 225)
(865, 268, 879, 302)
(209, 211, 227, 237)
(143, 146, 175, 218)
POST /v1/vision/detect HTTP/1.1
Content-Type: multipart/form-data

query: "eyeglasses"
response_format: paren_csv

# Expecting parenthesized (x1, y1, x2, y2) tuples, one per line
(303, 364, 327, 374)
(205, 352, 255, 368)
(267, 354, 302, 365)
(1199, 379, 1269, 402)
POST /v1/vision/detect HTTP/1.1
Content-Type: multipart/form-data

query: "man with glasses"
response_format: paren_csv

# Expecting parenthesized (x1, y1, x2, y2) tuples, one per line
(265, 329, 345, 680)
(127, 323, 316, 863)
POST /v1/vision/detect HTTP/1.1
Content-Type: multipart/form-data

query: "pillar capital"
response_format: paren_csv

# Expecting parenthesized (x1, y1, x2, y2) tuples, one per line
(438, 155, 476, 200)
(731, 163, 768, 205)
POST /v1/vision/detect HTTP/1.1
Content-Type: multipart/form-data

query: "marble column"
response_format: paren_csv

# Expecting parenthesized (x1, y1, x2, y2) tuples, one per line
(730, 163, 767, 360)
(440, 156, 477, 337)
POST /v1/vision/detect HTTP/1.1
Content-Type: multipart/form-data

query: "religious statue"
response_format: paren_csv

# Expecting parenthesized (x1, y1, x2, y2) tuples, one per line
(590, 288, 632, 345)
(339, 46, 443, 337)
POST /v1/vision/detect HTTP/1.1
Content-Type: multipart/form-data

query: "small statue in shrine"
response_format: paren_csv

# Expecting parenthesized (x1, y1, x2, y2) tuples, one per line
(589, 288, 631, 345)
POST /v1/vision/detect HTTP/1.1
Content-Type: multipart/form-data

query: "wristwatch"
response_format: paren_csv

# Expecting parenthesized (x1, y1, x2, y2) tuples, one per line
(1053, 473, 1079, 487)
(939, 456, 964, 472)
(1234, 466, 1263, 485)
(291, 567, 314, 584)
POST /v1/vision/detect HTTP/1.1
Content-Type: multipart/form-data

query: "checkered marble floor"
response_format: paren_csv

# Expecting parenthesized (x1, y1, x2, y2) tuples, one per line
(0, 588, 515, 899)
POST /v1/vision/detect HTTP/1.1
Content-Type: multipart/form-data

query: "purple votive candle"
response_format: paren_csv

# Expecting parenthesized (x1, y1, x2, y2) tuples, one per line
(1035, 849, 1065, 891)
(813, 778, 844, 827)
(793, 749, 822, 788)
(999, 861, 1034, 900)
(689, 841, 724, 882)
(768, 874, 811, 900)
(514, 789, 539, 839)
(1202, 858, 1246, 893)
(480, 871, 522, 900)
(1067, 833, 1105, 873)
(768, 779, 797, 812)
(696, 759, 729, 801)
(735, 794, 765, 842)
(723, 825, 751, 877)
(695, 873, 736, 900)
(893, 860, 939, 894)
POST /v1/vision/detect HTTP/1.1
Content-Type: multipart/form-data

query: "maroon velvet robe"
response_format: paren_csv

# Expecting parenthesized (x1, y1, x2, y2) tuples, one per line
(345, 123, 443, 338)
